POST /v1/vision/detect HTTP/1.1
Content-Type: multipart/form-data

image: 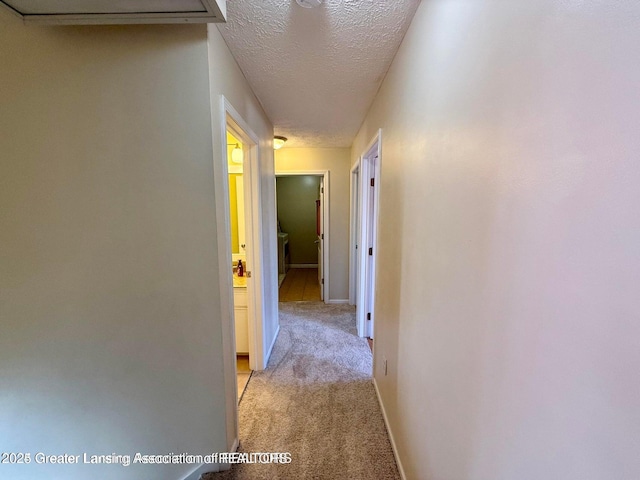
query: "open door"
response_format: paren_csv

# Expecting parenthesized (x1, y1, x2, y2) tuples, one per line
(354, 131, 381, 339)
(317, 177, 324, 302)
(363, 157, 377, 339)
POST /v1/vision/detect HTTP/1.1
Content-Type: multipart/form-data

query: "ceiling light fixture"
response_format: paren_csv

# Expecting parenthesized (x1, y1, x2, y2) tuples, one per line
(274, 136, 288, 150)
(231, 144, 243, 164)
(295, 0, 322, 8)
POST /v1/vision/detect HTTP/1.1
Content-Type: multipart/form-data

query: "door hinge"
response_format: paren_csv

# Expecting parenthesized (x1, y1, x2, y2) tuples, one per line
(367, 312, 371, 320)
(370, 178, 375, 187)
(369, 247, 373, 256)
(321, 187, 324, 193)
(321, 278, 324, 285)
(321, 233, 324, 240)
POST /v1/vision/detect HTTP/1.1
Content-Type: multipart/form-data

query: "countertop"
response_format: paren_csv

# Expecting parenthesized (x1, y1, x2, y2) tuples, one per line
(233, 271, 247, 288)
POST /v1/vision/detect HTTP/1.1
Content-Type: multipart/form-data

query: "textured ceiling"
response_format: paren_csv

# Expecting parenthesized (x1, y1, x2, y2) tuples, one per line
(218, 0, 421, 148)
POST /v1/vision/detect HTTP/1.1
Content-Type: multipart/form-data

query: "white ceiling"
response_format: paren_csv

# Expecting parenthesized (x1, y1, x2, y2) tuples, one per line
(218, 0, 421, 148)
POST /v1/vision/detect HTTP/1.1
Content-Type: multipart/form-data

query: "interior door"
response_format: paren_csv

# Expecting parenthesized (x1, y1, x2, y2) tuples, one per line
(317, 177, 324, 301)
(364, 164, 375, 338)
(354, 167, 361, 319)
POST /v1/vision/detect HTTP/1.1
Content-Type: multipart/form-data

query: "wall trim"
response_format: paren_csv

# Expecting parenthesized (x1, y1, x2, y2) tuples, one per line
(221, 96, 266, 371)
(327, 299, 349, 305)
(265, 324, 280, 363)
(180, 438, 238, 480)
(182, 463, 221, 480)
(373, 378, 407, 480)
(181, 462, 220, 480)
(349, 158, 361, 306)
(355, 129, 382, 338)
(213, 94, 266, 454)
(288, 264, 318, 269)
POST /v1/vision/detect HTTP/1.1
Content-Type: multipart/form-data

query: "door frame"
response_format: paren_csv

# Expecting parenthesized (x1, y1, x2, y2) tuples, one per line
(349, 160, 360, 306)
(213, 96, 267, 450)
(275, 170, 330, 304)
(354, 130, 382, 338)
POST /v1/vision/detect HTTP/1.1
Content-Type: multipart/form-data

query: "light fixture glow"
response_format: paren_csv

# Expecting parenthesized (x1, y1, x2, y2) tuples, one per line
(274, 136, 288, 150)
(231, 143, 243, 164)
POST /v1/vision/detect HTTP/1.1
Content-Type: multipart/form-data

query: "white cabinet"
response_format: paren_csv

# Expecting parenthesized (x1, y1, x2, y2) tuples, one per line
(234, 287, 249, 354)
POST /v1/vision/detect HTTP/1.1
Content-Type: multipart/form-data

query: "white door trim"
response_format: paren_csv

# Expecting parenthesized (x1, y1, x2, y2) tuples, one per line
(349, 159, 361, 306)
(213, 95, 266, 450)
(355, 130, 382, 338)
(275, 170, 330, 304)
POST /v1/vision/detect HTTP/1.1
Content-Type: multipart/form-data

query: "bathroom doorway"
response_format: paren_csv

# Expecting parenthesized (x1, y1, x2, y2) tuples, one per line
(226, 130, 252, 401)
(213, 97, 270, 454)
(213, 96, 282, 458)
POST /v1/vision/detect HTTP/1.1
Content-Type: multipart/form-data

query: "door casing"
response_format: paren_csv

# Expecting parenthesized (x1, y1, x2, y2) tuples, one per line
(353, 130, 382, 339)
(213, 96, 268, 452)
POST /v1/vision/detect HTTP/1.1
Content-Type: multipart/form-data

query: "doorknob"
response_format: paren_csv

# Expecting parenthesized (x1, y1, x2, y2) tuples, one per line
(314, 239, 320, 244)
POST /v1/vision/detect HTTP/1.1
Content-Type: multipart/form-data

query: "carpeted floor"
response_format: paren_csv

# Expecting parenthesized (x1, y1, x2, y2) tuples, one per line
(205, 302, 400, 480)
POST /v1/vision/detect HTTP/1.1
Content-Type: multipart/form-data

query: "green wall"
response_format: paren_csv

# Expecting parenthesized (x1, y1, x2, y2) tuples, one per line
(276, 176, 320, 265)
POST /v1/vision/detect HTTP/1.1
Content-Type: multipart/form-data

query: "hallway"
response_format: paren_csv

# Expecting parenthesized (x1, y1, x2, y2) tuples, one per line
(207, 303, 399, 480)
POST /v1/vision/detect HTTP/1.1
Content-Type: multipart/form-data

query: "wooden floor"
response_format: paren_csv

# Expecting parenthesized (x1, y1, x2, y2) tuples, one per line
(236, 355, 251, 403)
(279, 268, 321, 302)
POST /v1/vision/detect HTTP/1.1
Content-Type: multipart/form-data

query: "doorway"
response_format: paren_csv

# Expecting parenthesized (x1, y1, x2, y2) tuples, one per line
(351, 130, 381, 341)
(275, 171, 329, 303)
(226, 130, 252, 401)
(213, 97, 272, 453)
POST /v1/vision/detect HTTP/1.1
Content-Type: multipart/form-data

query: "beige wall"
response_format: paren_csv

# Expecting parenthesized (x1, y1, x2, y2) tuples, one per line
(276, 176, 321, 265)
(0, 11, 273, 479)
(352, 1, 640, 479)
(276, 148, 350, 301)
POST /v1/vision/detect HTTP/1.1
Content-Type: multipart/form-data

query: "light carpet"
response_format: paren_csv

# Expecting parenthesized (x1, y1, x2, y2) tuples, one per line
(205, 302, 400, 480)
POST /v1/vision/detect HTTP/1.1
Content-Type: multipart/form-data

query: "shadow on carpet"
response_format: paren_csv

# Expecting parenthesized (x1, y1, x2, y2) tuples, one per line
(204, 302, 400, 480)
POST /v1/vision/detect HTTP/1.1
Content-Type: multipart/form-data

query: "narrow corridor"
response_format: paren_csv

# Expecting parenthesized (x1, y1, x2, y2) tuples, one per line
(206, 303, 399, 480)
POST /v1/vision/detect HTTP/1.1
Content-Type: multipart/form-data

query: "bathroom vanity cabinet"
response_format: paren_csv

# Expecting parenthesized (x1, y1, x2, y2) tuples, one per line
(234, 283, 249, 354)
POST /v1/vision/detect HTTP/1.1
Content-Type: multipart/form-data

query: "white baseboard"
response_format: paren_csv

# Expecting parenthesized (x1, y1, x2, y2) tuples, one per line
(288, 264, 318, 268)
(327, 299, 349, 305)
(181, 462, 220, 480)
(180, 438, 238, 480)
(229, 437, 239, 458)
(373, 378, 407, 480)
(264, 324, 280, 367)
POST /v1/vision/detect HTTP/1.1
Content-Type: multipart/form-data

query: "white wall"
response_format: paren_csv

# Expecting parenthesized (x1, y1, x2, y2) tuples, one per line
(352, 1, 640, 479)
(0, 12, 272, 479)
(276, 148, 351, 301)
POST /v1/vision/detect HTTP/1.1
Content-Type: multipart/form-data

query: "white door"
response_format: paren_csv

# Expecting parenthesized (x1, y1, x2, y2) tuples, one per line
(364, 159, 377, 338)
(355, 133, 381, 339)
(351, 165, 361, 315)
(318, 177, 324, 301)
